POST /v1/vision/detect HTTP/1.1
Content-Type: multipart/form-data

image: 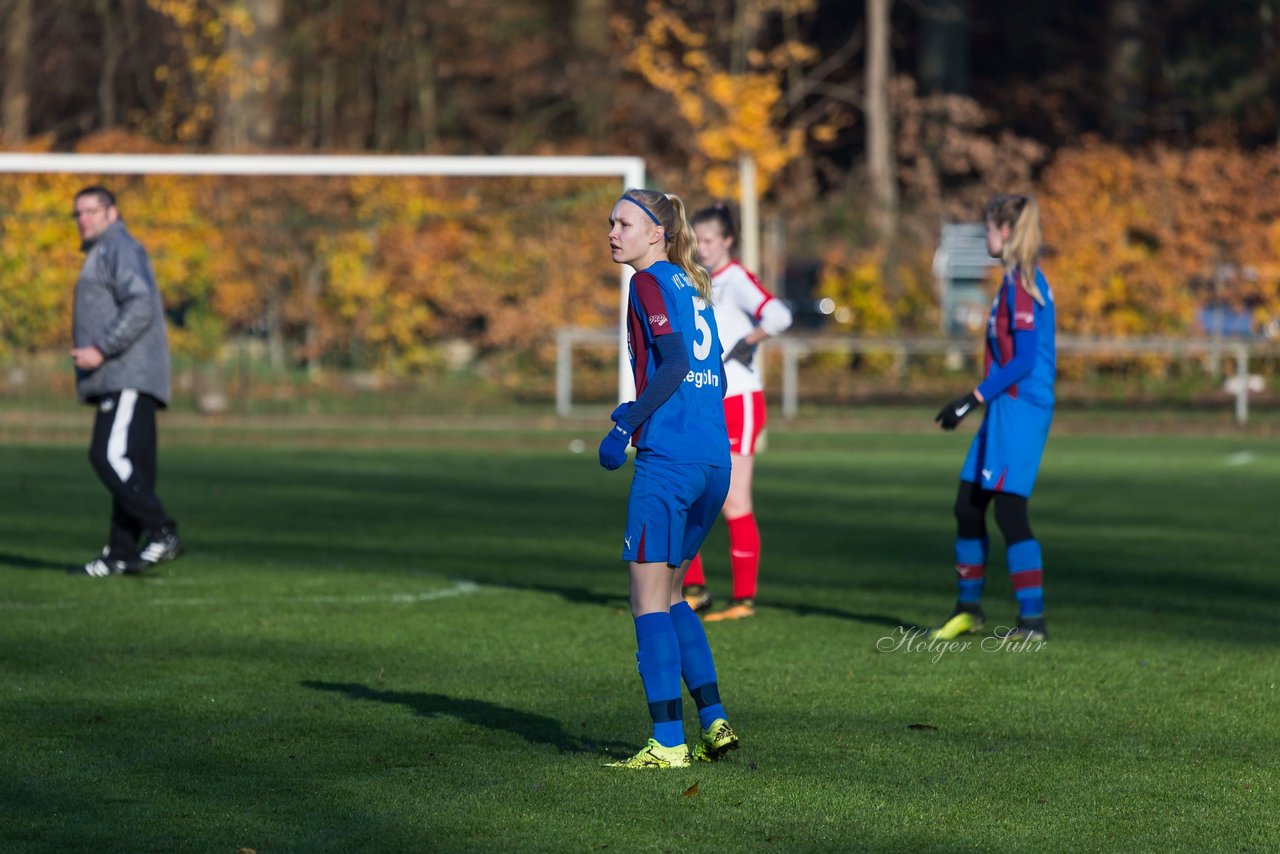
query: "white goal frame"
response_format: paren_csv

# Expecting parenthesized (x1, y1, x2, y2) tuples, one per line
(0, 152, 645, 401)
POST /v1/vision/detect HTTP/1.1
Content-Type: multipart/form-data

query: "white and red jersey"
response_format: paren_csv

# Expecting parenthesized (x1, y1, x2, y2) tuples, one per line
(709, 260, 793, 398)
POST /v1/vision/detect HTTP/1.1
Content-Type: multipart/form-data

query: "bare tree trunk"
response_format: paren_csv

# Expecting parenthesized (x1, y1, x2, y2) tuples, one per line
(730, 0, 748, 75)
(267, 281, 286, 372)
(300, 72, 317, 147)
(569, 0, 610, 138)
(917, 0, 969, 94)
(353, 42, 373, 149)
(318, 3, 341, 150)
(763, 213, 787, 297)
(320, 56, 337, 148)
(782, 8, 802, 98)
(374, 6, 399, 150)
(123, 0, 159, 111)
(3, 0, 32, 142)
(96, 0, 120, 127)
(216, 0, 285, 149)
(1106, 0, 1144, 143)
(413, 45, 438, 148)
(866, 0, 897, 243)
(1266, 1, 1280, 141)
(302, 257, 323, 377)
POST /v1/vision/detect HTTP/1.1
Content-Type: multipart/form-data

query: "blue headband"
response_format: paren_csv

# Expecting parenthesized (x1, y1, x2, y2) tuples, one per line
(620, 193, 662, 226)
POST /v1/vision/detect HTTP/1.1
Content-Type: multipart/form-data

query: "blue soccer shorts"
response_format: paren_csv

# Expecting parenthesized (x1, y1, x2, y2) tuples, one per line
(622, 455, 731, 567)
(960, 394, 1053, 498)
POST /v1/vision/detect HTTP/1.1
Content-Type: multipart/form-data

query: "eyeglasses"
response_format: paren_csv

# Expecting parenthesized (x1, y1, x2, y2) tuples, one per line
(71, 206, 105, 219)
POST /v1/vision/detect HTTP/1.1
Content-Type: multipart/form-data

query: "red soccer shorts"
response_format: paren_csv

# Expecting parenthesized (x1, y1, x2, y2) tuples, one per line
(724, 391, 766, 456)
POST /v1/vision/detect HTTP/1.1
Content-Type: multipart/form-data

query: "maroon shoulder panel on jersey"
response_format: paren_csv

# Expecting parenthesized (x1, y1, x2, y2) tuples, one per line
(1012, 276, 1037, 331)
(632, 272, 674, 337)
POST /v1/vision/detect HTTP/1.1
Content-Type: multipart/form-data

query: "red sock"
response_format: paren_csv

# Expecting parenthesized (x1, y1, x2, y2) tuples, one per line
(684, 553, 705, 587)
(727, 513, 760, 600)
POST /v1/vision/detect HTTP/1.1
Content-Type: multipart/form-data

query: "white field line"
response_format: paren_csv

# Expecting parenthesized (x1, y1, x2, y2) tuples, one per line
(0, 579, 482, 612)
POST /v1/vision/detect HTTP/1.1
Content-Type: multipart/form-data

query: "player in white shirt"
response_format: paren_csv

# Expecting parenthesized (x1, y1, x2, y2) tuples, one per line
(683, 203, 793, 621)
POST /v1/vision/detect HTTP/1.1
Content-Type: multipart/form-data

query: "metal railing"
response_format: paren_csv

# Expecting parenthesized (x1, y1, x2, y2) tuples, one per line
(775, 336, 1257, 424)
(555, 328, 1267, 424)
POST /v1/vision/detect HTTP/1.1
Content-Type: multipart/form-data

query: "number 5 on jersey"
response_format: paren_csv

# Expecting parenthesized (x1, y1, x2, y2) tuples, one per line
(692, 296, 713, 362)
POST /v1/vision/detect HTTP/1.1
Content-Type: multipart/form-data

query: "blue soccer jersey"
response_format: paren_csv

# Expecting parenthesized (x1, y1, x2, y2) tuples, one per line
(626, 260, 731, 468)
(980, 269, 1056, 406)
(961, 267, 1057, 496)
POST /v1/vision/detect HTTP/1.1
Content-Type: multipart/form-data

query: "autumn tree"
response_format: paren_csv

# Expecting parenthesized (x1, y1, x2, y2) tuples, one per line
(616, 0, 822, 200)
(1040, 141, 1280, 337)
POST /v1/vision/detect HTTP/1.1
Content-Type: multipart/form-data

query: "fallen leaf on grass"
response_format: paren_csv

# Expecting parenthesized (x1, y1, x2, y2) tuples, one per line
(682, 781, 699, 797)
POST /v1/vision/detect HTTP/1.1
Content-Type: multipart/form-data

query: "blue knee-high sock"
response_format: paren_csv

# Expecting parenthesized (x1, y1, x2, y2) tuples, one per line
(954, 536, 989, 606)
(1006, 539, 1045, 619)
(670, 601, 727, 729)
(633, 612, 684, 747)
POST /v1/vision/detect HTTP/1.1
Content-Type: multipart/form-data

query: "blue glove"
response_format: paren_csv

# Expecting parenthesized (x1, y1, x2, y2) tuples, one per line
(599, 404, 635, 470)
(610, 402, 633, 423)
(599, 422, 633, 470)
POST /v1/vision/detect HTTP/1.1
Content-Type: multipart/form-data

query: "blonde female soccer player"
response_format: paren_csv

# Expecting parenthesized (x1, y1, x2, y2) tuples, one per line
(933, 194, 1056, 642)
(598, 188, 740, 768)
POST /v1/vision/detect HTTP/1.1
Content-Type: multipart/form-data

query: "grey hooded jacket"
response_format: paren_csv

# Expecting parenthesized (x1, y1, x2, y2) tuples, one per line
(72, 220, 172, 406)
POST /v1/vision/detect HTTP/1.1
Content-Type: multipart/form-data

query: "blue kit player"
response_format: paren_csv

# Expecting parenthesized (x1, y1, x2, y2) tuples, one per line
(598, 187, 739, 769)
(933, 194, 1056, 642)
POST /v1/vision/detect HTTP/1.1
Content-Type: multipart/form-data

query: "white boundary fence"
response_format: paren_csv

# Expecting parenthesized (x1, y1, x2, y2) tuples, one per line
(556, 329, 1267, 425)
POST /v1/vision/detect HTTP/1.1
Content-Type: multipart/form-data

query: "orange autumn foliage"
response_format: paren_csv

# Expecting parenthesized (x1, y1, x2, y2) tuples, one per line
(0, 133, 620, 372)
(1039, 141, 1280, 337)
(5, 134, 1280, 380)
(616, 0, 820, 199)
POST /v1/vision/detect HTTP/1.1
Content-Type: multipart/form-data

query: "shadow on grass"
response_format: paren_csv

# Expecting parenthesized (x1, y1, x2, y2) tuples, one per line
(493, 581, 629, 609)
(301, 680, 630, 755)
(766, 601, 920, 629)
(0, 551, 72, 572)
(472, 581, 922, 626)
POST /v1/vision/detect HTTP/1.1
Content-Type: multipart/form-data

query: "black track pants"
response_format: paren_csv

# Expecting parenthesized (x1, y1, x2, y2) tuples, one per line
(87, 390, 174, 558)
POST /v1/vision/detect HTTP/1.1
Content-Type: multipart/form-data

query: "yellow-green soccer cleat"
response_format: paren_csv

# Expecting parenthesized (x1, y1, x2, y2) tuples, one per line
(931, 606, 985, 640)
(603, 738, 691, 769)
(691, 718, 740, 762)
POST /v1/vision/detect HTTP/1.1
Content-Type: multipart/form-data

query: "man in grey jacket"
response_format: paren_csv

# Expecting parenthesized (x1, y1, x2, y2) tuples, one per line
(69, 186, 184, 576)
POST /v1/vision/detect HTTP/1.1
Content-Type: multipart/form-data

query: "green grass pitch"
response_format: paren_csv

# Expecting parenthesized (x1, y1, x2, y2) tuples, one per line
(1, 430, 1277, 852)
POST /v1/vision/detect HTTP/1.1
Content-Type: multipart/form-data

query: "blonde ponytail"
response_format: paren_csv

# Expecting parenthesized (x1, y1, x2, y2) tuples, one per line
(663, 193, 713, 303)
(621, 187, 713, 303)
(985, 193, 1045, 306)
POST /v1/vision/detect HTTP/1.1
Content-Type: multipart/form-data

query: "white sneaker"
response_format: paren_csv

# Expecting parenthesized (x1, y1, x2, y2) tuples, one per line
(71, 556, 128, 577)
(133, 527, 184, 570)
